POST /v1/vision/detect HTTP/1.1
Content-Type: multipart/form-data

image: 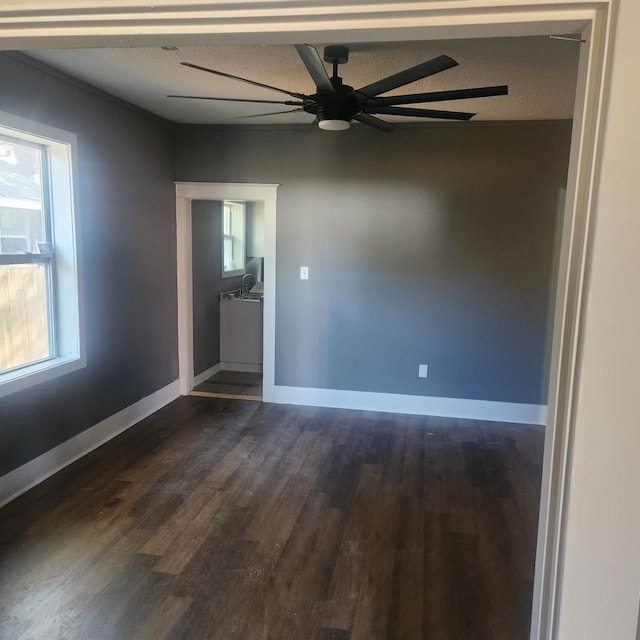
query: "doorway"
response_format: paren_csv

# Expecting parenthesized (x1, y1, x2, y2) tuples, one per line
(175, 182, 278, 403)
(190, 198, 265, 400)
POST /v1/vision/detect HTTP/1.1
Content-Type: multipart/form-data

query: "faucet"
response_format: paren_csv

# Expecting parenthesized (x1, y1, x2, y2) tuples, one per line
(241, 273, 257, 295)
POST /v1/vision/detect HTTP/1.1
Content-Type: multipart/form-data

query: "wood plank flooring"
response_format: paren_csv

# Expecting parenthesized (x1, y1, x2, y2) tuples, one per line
(0, 397, 544, 640)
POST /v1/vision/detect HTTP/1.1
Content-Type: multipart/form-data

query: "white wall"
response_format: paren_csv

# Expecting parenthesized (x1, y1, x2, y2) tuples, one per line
(555, 1, 640, 637)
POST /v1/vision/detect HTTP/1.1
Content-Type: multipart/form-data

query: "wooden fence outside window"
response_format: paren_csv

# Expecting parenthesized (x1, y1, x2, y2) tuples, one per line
(0, 263, 49, 372)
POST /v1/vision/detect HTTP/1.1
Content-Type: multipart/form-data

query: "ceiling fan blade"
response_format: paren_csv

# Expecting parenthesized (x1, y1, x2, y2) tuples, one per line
(180, 62, 306, 100)
(167, 94, 304, 106)
(295, 44, 334, 92)
(368, 106, 475, 121)
(364, 85, 509, 107)
(353, 113, 395, 133)
(357, 54, 458, 98)
(228, 108, 306, 120)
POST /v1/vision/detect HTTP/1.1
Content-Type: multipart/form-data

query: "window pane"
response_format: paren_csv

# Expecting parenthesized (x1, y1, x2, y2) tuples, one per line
(0, 139, 45, 255)
(223, 236, 233, 269)
(1, 237, 29, 253)
(222, 201, 245, 274)
(0, 263, 51, 373)
(223, 207, 231, 235)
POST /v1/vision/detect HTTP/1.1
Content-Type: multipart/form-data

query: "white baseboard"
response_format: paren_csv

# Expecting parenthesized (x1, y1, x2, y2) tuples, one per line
(274, 386, 547, 425)
(219, 362, 263, 373)
(0, 380, 180, 508)
(0, 380, 543, 509)
(192, 362, 262, 388)
(193, 362, 222, 386)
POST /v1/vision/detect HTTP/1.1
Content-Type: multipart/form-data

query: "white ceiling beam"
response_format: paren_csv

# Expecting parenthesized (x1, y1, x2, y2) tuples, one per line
(0, 1, 594, 49)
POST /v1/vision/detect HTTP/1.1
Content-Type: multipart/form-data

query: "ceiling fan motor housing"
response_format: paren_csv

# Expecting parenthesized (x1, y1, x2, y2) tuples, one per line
(304, 79, 360, 125)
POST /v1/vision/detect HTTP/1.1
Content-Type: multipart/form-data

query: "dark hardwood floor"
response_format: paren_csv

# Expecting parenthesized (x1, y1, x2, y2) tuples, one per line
(0, 397, 544, 640)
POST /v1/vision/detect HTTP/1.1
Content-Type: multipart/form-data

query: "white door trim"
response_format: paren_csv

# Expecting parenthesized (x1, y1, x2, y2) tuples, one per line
(0, 2, 605, 48)
(175, 182, 278, 402)
(1, 3, 617, 639)
(531, 10, 614, 638)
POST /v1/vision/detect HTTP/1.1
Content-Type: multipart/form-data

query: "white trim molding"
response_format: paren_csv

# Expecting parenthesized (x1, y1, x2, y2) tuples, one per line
(0, 380, 180, 508)
(175, 182, 278, 403)
(192, 362, 222, 387)
(274, 386, 547, 426)
(0, 2, 598, 49)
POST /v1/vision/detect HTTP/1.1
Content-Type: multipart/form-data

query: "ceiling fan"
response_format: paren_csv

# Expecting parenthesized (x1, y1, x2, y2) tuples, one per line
(169, 44, 508, 132)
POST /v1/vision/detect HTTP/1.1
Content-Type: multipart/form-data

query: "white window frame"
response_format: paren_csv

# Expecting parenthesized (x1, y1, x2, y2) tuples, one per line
(221, 199, 246, 278)
(0, 110, 85, 399)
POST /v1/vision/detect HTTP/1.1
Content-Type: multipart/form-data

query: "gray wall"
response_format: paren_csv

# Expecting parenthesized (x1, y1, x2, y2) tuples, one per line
(192, 200, 238, 376)
(0, 54, 178, 476)
(192, 200, 223, 376)
(176, 121, 572, 405)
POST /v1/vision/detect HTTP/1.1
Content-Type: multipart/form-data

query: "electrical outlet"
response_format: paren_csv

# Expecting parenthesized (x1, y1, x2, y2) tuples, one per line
(418, 364, 429, 378)
(300, 266, 309, 280)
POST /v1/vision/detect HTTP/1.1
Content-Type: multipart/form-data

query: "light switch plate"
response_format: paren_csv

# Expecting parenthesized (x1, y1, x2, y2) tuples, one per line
(418, 364, 429, 378)
(300, 266, 309, 280)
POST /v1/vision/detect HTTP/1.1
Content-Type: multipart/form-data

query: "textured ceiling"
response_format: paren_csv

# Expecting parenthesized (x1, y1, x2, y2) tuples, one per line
(27, 36, 581, 125)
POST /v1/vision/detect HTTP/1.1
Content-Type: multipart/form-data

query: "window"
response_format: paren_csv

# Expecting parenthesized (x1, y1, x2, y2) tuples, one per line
(222, 200, 245, 277)
(0, 111, 84, 398)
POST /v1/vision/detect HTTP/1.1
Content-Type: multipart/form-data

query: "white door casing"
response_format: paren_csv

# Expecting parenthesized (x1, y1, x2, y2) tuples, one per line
(175, 182, 278, 402)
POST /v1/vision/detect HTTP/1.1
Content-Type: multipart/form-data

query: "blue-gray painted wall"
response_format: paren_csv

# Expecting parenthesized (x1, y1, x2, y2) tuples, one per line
(192, 200, 224, 376)
(0, 53, 178, 476)
(176, 122, 572, 404)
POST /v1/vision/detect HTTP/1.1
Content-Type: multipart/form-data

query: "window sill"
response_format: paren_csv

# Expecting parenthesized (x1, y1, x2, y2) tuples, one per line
(0, 354, 86, 399)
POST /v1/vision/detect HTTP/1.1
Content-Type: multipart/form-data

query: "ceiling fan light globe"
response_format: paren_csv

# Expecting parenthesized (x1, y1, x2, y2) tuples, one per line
(318, 119, 351, 131)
